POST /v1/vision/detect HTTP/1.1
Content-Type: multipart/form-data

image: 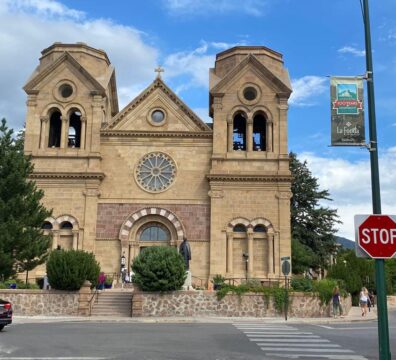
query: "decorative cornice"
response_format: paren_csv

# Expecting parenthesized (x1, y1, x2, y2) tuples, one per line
(30, 172, 105, 180)
(101, 130, 213, 139)
(207, 174, 292, 182)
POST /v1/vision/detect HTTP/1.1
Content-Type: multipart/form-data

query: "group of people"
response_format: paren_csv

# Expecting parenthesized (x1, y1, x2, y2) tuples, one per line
(332, 286, 375, 318)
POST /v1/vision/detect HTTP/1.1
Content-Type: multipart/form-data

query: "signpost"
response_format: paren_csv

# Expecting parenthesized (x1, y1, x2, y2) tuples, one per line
(281, 256, 291, 321)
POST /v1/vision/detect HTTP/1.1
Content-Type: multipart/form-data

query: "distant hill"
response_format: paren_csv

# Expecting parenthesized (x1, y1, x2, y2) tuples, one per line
(336, 236, 355, 250)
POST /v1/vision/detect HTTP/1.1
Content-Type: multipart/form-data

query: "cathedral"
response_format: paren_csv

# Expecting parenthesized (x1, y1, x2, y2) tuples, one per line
(23, 43, 292, 283)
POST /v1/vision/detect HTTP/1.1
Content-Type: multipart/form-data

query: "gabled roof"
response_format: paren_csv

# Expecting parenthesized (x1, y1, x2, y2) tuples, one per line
(106, 77, 212, 131)
(23, 51, 107, 96)
(210, 54, 292, 97)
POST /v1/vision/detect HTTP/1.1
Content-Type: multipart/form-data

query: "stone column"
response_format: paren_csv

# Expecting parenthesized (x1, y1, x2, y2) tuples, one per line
(82, 185, 100, 253)
(273, 232, 280, 276)
(247, 116, 253, 152)
(267, 233, 274, 276)
(80, 116, 87, 150)
(24, 94, 38, 154)
(247, 227, 254, 276)
(60, 115, 68, 149)
(266, 120, 273, 152)
(78, 280, 92, 316)
(227, 117, 233, 152)
(72, 230, 79, 250)
(52, 230, 59, 250)
(40, 116, 49, 149)
(226, 230, 233, 275)
(278, 98, 289, 155)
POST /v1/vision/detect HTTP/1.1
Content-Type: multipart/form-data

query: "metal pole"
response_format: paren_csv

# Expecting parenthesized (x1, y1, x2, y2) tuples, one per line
(362, 1, 391, 359)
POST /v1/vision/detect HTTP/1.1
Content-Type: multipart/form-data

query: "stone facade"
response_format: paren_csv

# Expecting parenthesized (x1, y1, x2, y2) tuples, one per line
(0, 290, 79, 316)
(23, 43, 292, 282)
(132, 291, 352, 318)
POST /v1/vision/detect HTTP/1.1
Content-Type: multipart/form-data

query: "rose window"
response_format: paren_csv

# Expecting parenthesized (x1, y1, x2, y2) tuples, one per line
(135, 152, 176, 192)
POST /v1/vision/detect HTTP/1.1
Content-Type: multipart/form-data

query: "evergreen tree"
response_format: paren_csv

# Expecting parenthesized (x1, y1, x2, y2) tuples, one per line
(290, 152, 340, 273)
(0, 119, 52, 281)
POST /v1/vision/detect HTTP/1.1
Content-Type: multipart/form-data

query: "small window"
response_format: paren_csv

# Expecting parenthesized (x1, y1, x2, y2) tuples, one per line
(48, 111, 62, 148)
(140, 223, 170, 241)
(60, 221, 73, 229)
(151, 110, 165, 123)
(41, 221, 53, 230)
(68, 110, 81, 148)
(253, 113, 267, 151)
(59, 84, 73, 98)
(243, 87, 257, 101)
(233, 224, 246, 232)
(254, 225, 266, 233)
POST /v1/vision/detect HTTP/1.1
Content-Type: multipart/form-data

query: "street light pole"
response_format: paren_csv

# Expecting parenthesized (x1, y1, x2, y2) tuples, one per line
(362, 1, 391, 359)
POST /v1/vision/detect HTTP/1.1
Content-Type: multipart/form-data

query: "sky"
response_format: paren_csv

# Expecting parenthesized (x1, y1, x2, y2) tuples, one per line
(1, 0, 395, 240)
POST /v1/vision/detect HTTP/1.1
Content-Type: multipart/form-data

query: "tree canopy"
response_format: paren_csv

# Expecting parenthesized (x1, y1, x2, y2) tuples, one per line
(0, 119, 52, 280)
(290, 152, 340, 273)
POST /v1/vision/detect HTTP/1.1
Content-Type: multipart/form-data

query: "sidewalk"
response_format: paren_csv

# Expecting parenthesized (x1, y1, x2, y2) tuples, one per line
(12, 306, 381, 325)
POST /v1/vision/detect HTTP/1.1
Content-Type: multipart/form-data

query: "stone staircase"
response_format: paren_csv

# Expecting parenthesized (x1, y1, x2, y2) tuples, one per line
(91, 290, 133, 317)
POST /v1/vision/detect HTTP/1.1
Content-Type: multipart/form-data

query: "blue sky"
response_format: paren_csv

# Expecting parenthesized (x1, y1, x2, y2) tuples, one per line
(1, 0, 395, 239)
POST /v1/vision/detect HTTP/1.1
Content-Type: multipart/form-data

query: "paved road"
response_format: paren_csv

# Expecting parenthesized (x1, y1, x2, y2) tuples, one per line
(0, 310, 395, 360)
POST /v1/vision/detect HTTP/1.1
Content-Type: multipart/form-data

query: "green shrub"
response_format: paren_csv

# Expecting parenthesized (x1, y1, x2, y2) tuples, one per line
(312, 278, 338, 305)
(46, 249, 100, 291)
(131, 246, 186, 292)
(291, 277, 313, 292)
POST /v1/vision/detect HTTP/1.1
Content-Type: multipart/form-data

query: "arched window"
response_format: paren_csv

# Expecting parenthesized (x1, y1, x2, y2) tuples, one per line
(233, 224, 246, 233)
(233, 113, 246, 151)
(140, 222, 170, 241)
(60, 221, 73, 229)
(48, 110, 62, 148)
(41, 221, 53, 230)
(253, 113, 266, 151)
(68, 110, 81, 148)
(253, 224, 266, 233)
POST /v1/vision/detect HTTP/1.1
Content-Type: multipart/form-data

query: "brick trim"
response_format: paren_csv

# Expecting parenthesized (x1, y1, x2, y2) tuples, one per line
(119, 207, 185, 242)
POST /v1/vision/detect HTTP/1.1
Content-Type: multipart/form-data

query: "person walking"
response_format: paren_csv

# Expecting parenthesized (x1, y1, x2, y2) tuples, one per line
(359, 286, 369, 316)
(98, 272, 105, 290)
(332, 286, 342, 318)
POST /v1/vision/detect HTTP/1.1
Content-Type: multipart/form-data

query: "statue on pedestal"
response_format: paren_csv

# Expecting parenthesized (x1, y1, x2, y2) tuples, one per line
(179, 237, 191, 270)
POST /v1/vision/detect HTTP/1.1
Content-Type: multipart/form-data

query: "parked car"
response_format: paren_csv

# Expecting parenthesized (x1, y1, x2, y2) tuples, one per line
(0, 299, 12, 331)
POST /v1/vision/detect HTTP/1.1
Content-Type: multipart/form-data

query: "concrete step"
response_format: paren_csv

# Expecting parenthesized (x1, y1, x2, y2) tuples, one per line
(91, 292, 133, 318)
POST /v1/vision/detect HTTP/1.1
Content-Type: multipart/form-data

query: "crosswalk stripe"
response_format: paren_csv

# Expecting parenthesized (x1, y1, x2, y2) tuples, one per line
(257, 343, 340, 348)
(259, 347, 354, 353)
(248, 335, 320, 338)
(245, 332, 314, 335)
(255, 339, 331, 343)
(264, 354, 368, 359)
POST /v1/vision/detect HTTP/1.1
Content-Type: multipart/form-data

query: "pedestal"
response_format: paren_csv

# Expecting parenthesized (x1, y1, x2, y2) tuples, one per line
(182, 270, 192, 290)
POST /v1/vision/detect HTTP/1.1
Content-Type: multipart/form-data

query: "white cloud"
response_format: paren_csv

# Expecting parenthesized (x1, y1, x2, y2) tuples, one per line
(163, 41, 242, 92)
(289, 76, 327, 107)
(337, 46, 365, 57)
(298, 148, 396, 239)
(163, 0, 269, 17)
(0, 0, 158, 128)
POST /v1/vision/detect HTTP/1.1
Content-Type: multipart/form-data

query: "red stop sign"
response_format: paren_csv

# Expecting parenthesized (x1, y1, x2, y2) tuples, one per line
(356, 215, 396, 258)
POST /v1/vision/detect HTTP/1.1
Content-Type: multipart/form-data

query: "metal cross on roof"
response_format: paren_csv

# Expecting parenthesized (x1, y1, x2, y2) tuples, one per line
(154, 66, 164, 79)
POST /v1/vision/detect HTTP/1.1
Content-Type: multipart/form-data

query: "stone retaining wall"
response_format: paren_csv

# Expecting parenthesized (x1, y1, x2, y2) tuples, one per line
(0, 289, 80, 316)
(132, 291, 352, 318)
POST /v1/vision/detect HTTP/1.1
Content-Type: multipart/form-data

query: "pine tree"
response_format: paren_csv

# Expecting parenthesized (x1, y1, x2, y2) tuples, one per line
(290, 152, 340, 273)
(0, 119, 52, 281)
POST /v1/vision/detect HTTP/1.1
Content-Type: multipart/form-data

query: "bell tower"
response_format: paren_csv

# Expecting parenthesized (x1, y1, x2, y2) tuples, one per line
(23, 42, 118, 253)
(208, 46, 293, 279)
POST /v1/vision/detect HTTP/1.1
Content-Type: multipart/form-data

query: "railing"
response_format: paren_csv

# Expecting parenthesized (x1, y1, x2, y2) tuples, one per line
(191, 276, 208, 289)
(88, 288, 99, 316)
(223, 277, 290, 288)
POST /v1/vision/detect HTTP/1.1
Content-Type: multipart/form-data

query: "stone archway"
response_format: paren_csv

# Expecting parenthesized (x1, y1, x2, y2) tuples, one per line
(118, 207, 186, 266)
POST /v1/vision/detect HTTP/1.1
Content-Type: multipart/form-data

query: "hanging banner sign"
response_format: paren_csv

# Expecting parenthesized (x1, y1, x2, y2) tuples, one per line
(330, 77, 365, 146)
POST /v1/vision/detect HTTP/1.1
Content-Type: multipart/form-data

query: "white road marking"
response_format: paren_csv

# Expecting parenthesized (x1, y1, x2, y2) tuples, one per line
(259, 347, 353, 353)
(248, 334, 321, 338)
(254, 339, 331, 343)
(265, 354, 368, 359)
(257, 343, 340, 348)
(0, 358, 109, 360)
(245, 332, 314, 335)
